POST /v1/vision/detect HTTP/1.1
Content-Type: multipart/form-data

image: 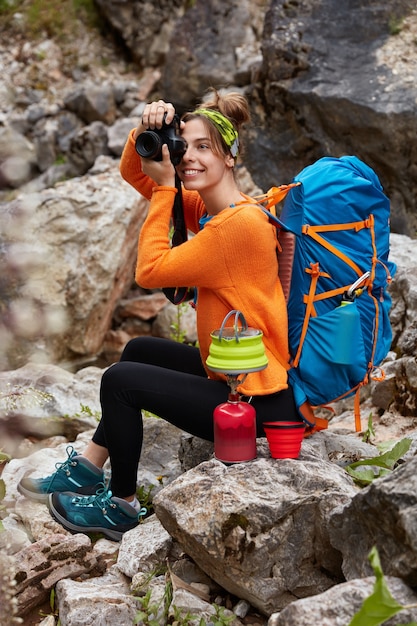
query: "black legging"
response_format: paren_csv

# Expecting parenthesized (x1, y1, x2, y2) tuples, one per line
(92, 336, 301, 497)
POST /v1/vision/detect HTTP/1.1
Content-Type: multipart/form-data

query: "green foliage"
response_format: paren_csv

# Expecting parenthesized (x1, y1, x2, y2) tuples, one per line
(54, 154, 67, 166)
(0, 0, 17, 14)
(0, 478, 6, 527)
(27, 0, 101, 37)
(171, 605, 198, 625)
(0, 451, 11, 464)
(388, 15, 404, 36)
(134, 589, 164, 625)
(0, 0, 101, 38)
(207, 604, 235, 625)
(39, 586, 61, 623)
(345, 438, 412, 486)
(170, 302, 189, 344)
(348, 547, 417, 626)
(133, 568, 236, 626)
(136, 483, 155, 516)
(0, 383, 53, 415)
(65, 402, 101, 422)
(361, 413, 376, 444)
(0, 450, 11, 527)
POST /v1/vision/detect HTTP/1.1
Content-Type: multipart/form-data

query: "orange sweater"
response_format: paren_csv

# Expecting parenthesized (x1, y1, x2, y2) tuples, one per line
(120, 130, 290, 396)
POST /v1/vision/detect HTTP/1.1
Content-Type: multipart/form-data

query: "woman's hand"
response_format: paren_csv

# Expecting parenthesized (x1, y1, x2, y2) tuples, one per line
(133, 100, 176, 139)
(133, 99, 177, 187)
(141, 144, 176, 187)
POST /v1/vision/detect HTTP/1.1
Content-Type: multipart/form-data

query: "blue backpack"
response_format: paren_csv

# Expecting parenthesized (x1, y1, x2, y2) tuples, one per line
(262, 156, 396, 432)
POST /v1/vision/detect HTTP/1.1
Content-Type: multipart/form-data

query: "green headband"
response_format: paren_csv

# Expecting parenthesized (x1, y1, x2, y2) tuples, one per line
(195, 108, 239, 158)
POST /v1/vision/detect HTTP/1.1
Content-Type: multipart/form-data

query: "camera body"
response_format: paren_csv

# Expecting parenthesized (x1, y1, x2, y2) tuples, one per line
(135, 114, 187, 166)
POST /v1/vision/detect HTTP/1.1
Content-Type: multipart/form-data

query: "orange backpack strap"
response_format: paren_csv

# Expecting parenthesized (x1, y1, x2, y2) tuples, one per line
(293, 263, 330, 367)
(299, 401, 329, 436)
(302, 221, 370, 278)
(253, 182, 302, 213)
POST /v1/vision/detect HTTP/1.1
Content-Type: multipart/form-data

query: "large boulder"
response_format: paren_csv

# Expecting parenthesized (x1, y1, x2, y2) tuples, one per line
(245, 0, 417, 236)
(153, 440, 358, 616)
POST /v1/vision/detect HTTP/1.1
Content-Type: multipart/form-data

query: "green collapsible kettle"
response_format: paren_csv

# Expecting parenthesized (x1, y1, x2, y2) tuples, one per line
(206, 310, 269, 375)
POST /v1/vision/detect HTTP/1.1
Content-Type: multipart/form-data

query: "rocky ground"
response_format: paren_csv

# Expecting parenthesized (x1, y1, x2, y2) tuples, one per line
(1, 6, 417, 624)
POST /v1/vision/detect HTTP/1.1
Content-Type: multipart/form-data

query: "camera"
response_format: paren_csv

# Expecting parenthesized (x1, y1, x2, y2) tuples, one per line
(135, 114, 187, 166)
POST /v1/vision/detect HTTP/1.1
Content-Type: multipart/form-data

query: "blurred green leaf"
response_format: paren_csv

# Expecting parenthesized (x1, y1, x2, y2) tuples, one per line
(346, 438, 412, 485)
(348, 438, 412, 471)
(348, 547, 404, 626)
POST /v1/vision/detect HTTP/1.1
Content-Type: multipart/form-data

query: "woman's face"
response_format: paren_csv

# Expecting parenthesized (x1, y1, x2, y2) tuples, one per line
(175, 118, 234, 192)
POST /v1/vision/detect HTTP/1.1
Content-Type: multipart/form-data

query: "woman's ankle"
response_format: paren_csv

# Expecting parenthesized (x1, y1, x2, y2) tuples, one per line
(82, 441, 109, 469)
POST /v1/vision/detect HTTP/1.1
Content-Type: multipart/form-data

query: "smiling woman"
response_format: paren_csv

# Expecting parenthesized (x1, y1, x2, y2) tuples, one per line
(18, 89, 304, 541)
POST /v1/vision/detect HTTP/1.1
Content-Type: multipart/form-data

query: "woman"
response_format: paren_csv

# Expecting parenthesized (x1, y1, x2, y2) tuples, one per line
(18, 90, 303, 540)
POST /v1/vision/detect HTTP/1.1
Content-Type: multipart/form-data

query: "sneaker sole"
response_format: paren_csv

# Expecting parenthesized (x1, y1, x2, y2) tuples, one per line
(17, 481, 104, 504)
(48, 494, 132, 542)
(17, 483, 49, 504)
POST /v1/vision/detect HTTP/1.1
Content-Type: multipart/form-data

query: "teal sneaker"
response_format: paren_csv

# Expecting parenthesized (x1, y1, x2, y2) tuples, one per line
(48, 487, 147, 541)
(18, 446, 105, 504)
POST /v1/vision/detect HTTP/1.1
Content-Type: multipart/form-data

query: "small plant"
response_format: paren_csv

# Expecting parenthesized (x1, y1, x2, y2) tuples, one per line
(77, 402, 101, 422)
(54, 154, 67, 166)
(388, 15, 404, 36)
(171, 605, 198, 625)
(0, 0, 18, 15)
(348, 546, 417, 625)
(206, 604, 235, 626)
(0, 383, 53, 415)
(170, 302, 189, 344)
(134, 588, 164, 625)
(361, 413, 376, 444)
(345, 437, 412, 486)
(65, 403, 101, 422)
(39, 587, 61, 624)
(0, 451, 11, 528)
(136, 483, 155, 516)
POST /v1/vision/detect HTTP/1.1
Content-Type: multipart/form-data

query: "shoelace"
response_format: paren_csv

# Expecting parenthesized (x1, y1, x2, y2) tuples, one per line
(46, 445, 77, 490)
(71, 484, 109, 507)
(71, 486, 147, 518)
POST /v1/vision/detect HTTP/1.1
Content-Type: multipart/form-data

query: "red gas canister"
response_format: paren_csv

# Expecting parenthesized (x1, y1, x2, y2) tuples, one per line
(213, 392, 257, 464)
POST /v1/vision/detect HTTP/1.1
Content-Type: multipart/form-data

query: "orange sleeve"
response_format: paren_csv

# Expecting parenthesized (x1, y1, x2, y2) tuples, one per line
(119, 129, 155, 200)
(135, 187, 230, 289)
(119, 129, 205, 234)
(136, 198, 275, 292)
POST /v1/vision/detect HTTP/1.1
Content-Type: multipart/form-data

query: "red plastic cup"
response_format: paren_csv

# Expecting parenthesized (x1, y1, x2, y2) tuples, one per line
(263, 421, 305, 459)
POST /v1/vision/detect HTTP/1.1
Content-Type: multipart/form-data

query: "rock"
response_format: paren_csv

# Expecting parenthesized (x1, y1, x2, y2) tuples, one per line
(116, 291, 169, 321)
(0, 363, 102, 421)
(153, 446, 357, 616)
(1, 3, 417, 622)
(1, 158, 148, 368)
(0, 552, 20, 625)
(67, 120, 111, 174)
(0, 513, 32, 554)
(152, 301, 198, 344)
(14, 533, 99, 616)
(269, 575, 417, 625)
(246, 0, 417, 236)
(63, 84, 117, 125)
(161, 0, 267, 106)
(56, 565, 138, 626)
(107, 116, 141, 156)
(117, 515, 173, 579)
(328, 454, 417, 584)
(0, 124, 37, 188)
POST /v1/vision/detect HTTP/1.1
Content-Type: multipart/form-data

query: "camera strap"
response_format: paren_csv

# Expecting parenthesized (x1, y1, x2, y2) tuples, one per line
(162, 173, 194, 305)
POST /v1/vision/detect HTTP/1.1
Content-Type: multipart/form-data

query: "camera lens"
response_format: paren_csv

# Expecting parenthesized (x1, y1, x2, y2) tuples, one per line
(135, 131, 162, 160)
